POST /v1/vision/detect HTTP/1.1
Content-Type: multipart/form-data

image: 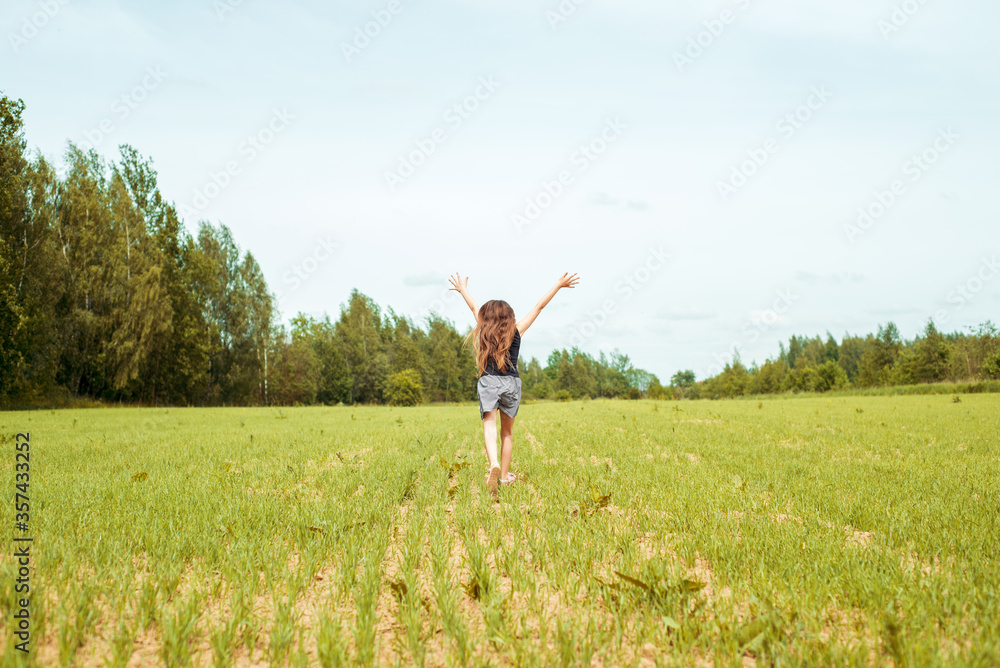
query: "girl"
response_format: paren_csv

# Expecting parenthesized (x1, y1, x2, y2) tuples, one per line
(448, 272, 580, 498)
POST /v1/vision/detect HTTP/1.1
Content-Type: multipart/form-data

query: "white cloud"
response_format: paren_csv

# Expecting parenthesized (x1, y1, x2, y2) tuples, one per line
(404, 272, 443, 287)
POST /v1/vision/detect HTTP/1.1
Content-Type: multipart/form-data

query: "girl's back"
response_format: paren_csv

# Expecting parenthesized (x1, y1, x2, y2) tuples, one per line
(448, 271, 579, 499)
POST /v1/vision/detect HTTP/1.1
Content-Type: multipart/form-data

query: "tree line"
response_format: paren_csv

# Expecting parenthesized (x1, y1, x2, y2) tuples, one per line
(1, 96, 274, 407)
(270, 299, 662, 406)
(675, 321, 1000, 399)
(4, 93, 996, 407)
(0, 94, 659, 407)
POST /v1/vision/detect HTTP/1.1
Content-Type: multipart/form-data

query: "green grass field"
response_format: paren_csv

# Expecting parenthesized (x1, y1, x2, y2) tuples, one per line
(2, 396, 999, 667)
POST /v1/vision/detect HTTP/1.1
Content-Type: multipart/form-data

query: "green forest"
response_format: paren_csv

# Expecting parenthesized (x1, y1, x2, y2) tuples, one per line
(2, 93, 999, 408)
(0, 94, 658, 408)
(690, 320, 1000, 400)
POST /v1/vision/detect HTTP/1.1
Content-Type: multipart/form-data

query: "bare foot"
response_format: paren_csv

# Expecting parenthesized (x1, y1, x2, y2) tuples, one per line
(486, 465, 501, 500)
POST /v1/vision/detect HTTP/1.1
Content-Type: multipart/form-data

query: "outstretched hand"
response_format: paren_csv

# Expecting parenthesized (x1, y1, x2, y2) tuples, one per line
(556, 272, 580, 289)
(516, 272, 580, 335)
(450, 273, 479, 317)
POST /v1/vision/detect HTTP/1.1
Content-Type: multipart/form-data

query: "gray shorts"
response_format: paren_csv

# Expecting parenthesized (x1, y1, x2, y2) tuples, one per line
(477, 375, 522, 420)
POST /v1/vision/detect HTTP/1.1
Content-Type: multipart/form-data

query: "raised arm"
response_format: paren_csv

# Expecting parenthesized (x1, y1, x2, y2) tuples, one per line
(516, 272, 579, 336)
(448, 273, 479, 319)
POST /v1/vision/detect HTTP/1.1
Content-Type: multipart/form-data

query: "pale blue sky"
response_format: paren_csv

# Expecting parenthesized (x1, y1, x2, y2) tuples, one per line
(4, 0, 999, 380)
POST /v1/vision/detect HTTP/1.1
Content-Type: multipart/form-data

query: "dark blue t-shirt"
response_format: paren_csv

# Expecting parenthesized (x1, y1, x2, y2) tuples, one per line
(483, 330, 520, 378)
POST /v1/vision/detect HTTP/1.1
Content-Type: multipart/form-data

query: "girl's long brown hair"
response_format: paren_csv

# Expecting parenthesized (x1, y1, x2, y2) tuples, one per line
(467, 300, 517, 375)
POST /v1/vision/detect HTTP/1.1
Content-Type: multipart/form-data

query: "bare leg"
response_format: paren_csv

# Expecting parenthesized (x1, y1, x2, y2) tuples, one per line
(482, 410, 499, 470)
(499, 411, 515, 481)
